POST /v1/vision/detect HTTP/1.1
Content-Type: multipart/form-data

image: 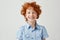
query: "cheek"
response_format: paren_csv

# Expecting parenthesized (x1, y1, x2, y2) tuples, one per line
(34, 14, 37, 18)
(25, 14, 28, 18)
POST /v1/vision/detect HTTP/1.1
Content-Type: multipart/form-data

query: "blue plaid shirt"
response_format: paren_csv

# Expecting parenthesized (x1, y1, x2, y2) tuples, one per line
(16, 22, 49, 40)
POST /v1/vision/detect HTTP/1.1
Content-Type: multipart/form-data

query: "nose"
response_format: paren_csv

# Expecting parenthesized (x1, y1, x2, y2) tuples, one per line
(30, 12, 33, 16)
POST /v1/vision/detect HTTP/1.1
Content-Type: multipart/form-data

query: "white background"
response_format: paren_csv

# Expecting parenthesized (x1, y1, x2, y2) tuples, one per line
(0, 0, 60, 40)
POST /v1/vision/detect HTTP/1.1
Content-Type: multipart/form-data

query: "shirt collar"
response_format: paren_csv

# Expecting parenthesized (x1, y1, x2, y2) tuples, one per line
(25, 21, 40, 30)
(35, 23, 40, 30)
(25, 22, 31, 29)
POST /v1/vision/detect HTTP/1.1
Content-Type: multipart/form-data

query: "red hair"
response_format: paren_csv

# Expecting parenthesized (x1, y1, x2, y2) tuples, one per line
(21, 2, 42, 21)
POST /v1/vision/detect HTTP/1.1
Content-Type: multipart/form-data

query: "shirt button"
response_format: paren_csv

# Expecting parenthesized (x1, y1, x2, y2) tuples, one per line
(31, 37, 34, 39)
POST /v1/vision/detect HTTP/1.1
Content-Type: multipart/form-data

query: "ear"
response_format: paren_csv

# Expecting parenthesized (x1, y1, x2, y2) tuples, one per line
(25, 14, 27, 18)
(24, 15, 28, 21)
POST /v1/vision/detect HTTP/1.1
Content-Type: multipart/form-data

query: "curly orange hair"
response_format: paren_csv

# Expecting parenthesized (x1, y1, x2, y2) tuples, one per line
(21, 2, 42, 21)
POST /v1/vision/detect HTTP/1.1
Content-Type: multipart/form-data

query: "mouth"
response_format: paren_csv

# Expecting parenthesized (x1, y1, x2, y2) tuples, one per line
(28, 16, 35, 20)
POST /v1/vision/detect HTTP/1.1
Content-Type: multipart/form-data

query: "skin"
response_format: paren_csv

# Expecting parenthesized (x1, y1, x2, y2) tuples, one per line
(25, 7, 37, 29)
(25, 7, 46, 40)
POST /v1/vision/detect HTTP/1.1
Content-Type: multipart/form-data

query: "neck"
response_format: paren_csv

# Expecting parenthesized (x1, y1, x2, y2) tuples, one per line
(27, 20, 36, 29)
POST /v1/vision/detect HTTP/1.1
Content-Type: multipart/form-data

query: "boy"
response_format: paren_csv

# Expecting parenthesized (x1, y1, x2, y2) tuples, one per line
(16, 2, 49, 40)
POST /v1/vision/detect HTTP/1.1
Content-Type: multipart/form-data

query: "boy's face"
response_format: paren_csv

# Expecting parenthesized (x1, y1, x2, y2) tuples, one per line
(25, 7, 37, 22)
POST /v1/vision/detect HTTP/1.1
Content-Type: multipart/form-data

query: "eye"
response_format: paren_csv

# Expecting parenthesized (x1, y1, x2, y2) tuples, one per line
(32, 12, 35, 14)
(32, 12, 36, 14)
(28, 12, 30, 14)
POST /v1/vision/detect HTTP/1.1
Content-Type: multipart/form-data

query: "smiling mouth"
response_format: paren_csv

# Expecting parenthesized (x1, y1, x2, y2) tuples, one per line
(28, 16, 35, 19)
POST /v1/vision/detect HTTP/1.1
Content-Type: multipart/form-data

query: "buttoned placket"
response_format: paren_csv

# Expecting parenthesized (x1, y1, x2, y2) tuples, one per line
(30, 27, 36, 40)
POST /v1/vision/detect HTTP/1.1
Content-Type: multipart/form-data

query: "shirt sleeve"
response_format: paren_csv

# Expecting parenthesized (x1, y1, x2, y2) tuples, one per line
(16, 27, 24, 40)
(42, 26, 49, 39)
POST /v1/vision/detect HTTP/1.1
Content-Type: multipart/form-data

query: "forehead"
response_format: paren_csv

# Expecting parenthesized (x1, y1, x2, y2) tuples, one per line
(26, 7, 35, 11)
(27, 7, 33, 10)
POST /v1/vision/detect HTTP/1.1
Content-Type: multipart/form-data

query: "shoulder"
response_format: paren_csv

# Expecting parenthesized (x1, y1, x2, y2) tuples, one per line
(37, 24, 46, 30)
(18, 22, 28, 31)
(18, 24, 26, 31)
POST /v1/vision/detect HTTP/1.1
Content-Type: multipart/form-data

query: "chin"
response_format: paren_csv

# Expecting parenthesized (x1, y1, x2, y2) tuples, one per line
(28, 19, 36, 22)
